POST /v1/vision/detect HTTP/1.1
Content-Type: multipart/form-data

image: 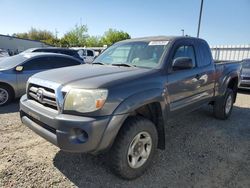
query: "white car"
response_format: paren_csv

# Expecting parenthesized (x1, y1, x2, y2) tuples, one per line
(78, 49, 96, 63)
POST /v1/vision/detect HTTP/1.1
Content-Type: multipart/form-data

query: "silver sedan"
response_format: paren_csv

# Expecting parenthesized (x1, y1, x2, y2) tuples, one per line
(0, 52, 83, 106)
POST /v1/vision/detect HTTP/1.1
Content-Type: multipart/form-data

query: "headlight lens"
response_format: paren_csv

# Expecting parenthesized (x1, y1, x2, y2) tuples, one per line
(64, 89, 108, 113)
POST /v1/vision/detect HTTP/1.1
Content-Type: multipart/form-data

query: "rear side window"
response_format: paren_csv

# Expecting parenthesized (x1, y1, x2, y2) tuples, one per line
(51, 57, 81, 68)
(60, 50, 75, 56)
(197, 41, 212, 67)
(173, 45, 196, 68)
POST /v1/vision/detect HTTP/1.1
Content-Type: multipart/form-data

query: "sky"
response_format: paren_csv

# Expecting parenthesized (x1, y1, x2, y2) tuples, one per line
(0, 0, 249, 45)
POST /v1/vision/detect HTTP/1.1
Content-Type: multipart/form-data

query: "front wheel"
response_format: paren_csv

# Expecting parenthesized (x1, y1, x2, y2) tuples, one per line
(0, 85, 13, 106)
(213, 88, 234, 120)
(109, 116, 158, 179)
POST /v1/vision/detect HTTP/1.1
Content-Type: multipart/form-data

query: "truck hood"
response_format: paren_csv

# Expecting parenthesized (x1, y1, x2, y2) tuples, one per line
(32, 64, 154, 88)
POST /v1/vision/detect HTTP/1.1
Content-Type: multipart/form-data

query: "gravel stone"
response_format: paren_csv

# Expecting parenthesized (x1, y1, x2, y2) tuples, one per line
(0, 92, 250, 187)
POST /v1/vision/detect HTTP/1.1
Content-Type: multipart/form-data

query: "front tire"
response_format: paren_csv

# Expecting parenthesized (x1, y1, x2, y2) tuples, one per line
(213, 88, 234, 120)
(109, 116, 158, 179)
(0, 85, 13, 106)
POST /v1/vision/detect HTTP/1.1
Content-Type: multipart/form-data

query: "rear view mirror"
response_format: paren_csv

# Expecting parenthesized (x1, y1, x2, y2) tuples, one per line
(172, 57, 193, 71)
(15, 66, 23, 72)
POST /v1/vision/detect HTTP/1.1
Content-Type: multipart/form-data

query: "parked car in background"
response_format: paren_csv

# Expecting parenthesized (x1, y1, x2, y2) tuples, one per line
(0, 49, 10, 58)
(77, 48, 96, 63)
(0, 53, 83, 106)
(239, 59, 250, 89)
(21, 47, 83, 61)
(20, 36, 242, 179)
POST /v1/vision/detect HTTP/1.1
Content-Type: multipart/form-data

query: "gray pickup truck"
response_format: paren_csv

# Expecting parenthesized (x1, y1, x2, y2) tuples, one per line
(20, 36, 242, 179)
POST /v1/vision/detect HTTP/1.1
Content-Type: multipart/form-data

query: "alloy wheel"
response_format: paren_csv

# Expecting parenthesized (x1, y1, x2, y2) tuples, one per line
(127, 131, 152, 169)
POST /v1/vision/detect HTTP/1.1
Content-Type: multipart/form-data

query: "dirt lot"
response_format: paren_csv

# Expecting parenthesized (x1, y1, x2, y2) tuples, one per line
(0, 91, 250, 188)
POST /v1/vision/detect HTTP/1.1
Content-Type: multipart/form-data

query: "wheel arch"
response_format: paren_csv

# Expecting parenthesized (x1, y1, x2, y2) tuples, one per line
(227, 76, 238, 102)
(0, 82, 15, 98)
(96, 89, 167, 153)
(218, 72, 239, 98)
(131, 102, 166, 150)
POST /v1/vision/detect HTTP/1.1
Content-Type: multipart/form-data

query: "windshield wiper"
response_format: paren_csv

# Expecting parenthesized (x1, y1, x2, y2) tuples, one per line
(111, 63, 136, 67)
(92, 62, 105, 65)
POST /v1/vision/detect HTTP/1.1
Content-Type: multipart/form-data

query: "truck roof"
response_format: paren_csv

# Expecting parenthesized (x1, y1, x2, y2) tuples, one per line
(119, 36, 205, 43)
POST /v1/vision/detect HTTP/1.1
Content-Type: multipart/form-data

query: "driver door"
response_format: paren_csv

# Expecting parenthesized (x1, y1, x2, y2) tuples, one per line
(167, 41, 201, 114)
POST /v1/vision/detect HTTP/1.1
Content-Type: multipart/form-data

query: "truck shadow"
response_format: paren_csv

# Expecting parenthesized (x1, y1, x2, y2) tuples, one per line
(238, 88, 250, 95)
(53, 104, 250, 187)
(0, 99, 19, 114)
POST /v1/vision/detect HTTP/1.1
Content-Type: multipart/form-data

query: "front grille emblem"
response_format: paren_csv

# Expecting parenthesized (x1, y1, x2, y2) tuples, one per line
(36, 89, 44, 103)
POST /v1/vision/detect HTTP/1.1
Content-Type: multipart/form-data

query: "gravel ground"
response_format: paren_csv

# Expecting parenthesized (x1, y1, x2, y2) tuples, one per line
(0, 91, 250, 188)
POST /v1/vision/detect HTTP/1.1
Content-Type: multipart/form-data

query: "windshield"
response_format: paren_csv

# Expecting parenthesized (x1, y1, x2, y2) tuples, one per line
(0, 54, 28, 69)
(242, 60, 250, 69)
(93, 41, 169, 68)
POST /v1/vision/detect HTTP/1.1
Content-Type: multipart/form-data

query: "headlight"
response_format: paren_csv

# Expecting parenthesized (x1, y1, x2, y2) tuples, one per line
(64, 89, 108, 113)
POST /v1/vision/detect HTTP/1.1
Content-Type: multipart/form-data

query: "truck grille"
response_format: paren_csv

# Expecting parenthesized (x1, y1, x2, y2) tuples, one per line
(242, 76, 250, 80)
(28, 83, 58, 110)
(240, 83, 250, 87)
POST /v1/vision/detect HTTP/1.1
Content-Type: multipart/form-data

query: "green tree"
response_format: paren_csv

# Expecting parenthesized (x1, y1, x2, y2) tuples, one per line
(12, 26, 132, 48)
(13, 28, 57, 46)
(61, 24, 88, 47)
(59, 38, 70, 47)
(101, 29, 131, 46)
(28, 28, 55, 41)
(85, 36, 102, 47)
(13, 27, 55, 41)
(12, 32, 28, 39)
(41, 38, 61, 46)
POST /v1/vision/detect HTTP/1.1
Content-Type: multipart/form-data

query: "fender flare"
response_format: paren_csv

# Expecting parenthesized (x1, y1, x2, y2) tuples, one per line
(217, 71, 239, 96)
(95, 88, 167, 152)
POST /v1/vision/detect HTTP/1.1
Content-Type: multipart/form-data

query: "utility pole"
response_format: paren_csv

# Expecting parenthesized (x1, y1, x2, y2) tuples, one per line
(55, 29, 58, 39)
(197, 0, 204, 38)
(181, 29, 184, 36)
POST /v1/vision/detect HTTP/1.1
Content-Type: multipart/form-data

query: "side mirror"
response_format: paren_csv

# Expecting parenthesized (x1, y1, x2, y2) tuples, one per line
(172, 57, 193, 71)
(15, 66, 23, 72)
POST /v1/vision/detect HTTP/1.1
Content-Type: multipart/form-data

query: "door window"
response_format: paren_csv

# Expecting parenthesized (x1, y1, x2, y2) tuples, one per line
(23, 57, 53, 70)
(23, 56, 80, 71)
(172, 45, 196, 68)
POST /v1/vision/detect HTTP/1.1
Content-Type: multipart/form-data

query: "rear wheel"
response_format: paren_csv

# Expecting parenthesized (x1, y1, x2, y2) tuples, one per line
(0, 85, 14, 106)
(213, 88, 234, 120)
(109, 116, 158, 179)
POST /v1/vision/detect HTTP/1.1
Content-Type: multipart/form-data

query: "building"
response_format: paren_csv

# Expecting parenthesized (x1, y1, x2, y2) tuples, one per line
(0, 34, 50, 55)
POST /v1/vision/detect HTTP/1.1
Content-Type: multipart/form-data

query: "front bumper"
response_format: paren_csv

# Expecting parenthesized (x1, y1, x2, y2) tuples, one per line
(239, 79, 250, 89)
(20, 95, 112, 153)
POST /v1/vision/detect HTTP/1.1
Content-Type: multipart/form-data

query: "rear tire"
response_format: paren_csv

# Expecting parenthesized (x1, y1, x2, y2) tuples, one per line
(213, 88, 234, 120)
(109, 116, 158, 180)
(0, 85, 14, 106)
